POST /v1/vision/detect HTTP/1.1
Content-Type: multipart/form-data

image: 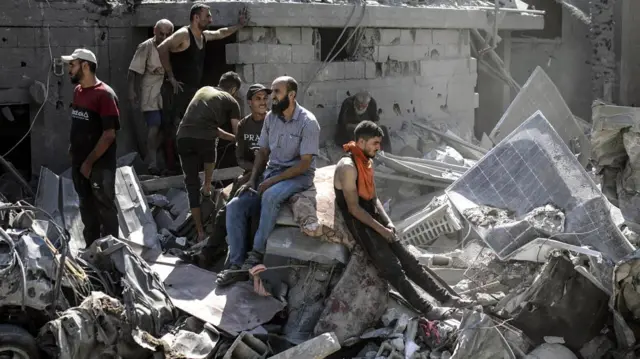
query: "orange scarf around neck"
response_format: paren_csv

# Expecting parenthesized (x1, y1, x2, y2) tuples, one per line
(343, 141, 375, 200)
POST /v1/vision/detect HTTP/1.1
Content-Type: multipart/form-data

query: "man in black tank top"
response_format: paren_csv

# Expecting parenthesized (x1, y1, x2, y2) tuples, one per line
(334, 121, 473, 319)
(158, 3, 246, 170)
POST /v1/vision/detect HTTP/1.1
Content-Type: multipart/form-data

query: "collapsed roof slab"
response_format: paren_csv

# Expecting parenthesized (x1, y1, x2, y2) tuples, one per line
(130, 2, 544, 30)
(0, 0, 543, 30)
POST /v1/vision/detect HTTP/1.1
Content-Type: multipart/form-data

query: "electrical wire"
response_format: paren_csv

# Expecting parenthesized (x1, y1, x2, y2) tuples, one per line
(0, 227, 27, 311)
(3, 25, 53, 158)
(301, 0, 366, 96)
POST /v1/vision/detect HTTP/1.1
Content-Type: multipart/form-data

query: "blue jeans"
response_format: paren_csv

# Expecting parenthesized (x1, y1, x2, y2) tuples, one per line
(225, 168, 313, 266)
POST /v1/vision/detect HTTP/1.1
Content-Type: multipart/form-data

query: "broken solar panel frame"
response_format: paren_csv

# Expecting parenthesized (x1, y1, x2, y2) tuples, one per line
(446, 111, 633, 262)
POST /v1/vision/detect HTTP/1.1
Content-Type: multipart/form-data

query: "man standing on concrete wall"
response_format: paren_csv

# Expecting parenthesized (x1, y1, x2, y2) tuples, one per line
(128, 19, 174, 174)
(335, 91, 391, 152)
(217, 76, 320, 286)
(181, 83, 271, 270)
(62, 48, 120, 247)
(176, 72, 242, 242)
(158, 3, 246, 171)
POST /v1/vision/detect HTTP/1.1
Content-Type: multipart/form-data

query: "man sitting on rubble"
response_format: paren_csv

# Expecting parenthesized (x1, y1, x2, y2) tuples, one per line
(181, 83, 272, 270)
(335, 91, 391, 152)
(176, 72, 241, 242)
(216, 76, 320, 286)
(334, 121, 471, 318)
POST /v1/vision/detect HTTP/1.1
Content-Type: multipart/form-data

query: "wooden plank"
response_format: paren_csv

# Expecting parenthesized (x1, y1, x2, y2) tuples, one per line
(140, 166, 244, 193)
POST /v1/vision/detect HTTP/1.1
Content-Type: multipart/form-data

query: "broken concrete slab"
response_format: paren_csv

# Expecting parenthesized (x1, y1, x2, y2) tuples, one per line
(489, 66, 589, 167)
(139, 166, 244, 193)
(265, 226, 350, 265)
(510, 253, 609, 352)
(267, 332, 340, 359)
(447, 111, 633, 262)
(524, 343, 578, 359)
(314, 248, 388, 344)
(114, 166, 159, 250)
(116, 152, 148, 175)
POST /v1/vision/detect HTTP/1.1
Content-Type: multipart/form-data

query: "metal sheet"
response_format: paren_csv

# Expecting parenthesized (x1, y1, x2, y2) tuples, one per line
(489, 66, 589, 166)
(447, 112, 633, 262)
(60, 176, 86, 253)
(115, 166, 159, 249)
(150, 256, 286, 335)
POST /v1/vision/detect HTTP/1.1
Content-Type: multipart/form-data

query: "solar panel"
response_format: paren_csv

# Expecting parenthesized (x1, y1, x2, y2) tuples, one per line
(446, 111, 633, 261)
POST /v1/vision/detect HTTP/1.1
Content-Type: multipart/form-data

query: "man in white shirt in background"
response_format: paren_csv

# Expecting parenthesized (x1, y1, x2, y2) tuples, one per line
(128, 19, 174, 174)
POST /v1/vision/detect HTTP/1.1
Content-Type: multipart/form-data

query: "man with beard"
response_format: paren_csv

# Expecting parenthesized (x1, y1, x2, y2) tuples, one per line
(62, 48, 120, 247)
(128, 19, 174, 174)
(334, 121, 472, 318)
(176, 72, 241, 242)
(216, 76, 320, 286)
(181, 83, 271, 270)
(335, 91, 391, 152)
(158, 3, 246, 171)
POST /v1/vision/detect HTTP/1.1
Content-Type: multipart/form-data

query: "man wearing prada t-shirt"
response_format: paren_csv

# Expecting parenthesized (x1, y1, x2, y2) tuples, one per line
(62, 48, 121, 247)
(182, 83, 270, 270)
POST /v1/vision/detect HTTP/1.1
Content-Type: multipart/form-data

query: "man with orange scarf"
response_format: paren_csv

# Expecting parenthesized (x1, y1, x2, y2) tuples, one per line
(334, 121, 471, 318)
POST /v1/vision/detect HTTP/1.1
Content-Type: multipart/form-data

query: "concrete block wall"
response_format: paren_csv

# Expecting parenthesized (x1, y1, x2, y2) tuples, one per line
(226, 27, 478, 143)
(0, 24, 142, 174)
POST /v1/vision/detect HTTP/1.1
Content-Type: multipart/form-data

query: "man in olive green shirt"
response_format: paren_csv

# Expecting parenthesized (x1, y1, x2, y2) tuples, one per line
(177, 71, 242, 241)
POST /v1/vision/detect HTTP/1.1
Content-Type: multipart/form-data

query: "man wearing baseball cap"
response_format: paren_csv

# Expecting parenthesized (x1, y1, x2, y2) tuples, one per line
(181, 83, 271, 270)
(62, 48, 121, 247)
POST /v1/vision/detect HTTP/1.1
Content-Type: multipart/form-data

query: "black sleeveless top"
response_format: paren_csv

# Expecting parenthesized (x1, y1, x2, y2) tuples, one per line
(170, 26, 206, 89)
(335, 154, 378, 216)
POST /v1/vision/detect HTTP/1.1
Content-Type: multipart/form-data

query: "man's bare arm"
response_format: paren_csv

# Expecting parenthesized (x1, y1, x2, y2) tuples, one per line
(127, 70, 139, 101)
(249, 147, 270, 183)
(339, 163, 389, 235)
(157, 29, 188, 78)
(215, 128, 235, 142)
(375, 198, 392, 227)
(230, 118, 239, 135)
(84, 130, 116, 166)
(203, 25, 242, 41)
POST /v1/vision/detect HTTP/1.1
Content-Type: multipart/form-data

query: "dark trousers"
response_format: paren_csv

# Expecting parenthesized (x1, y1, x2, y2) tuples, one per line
(177, 137, 216, 209)
(163, 84, 198, 171)
(201, 173, 257, 267)
(342, 209, 453, 313)
(71, 166, 119, 247)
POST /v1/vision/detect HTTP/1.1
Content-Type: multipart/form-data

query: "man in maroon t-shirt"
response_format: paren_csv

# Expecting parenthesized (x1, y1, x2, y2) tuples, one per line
(62, 48, 121, 247)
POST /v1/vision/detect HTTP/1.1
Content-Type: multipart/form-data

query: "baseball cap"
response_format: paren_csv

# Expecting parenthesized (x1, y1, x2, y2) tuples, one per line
(61, 48, 97, 65)
(246, 84, 272, 100)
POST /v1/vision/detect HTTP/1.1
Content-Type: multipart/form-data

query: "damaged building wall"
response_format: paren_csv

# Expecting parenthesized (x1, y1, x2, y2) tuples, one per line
(619, 0, 640, 106)
(1, 0, 541, 174)
(476, 5, 592, 136)
(229, 27, 479, 142)
(0, 0, 145, 174)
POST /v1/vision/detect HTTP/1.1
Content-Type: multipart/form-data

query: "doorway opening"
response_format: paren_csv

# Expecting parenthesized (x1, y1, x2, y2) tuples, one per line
(0, 104, 32, 180)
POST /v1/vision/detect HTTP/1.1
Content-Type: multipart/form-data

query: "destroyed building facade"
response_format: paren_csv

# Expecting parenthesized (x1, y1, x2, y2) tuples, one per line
(0, 0, 542, 177)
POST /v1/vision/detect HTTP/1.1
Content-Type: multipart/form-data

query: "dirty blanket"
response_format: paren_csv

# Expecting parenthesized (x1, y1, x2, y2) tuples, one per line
(287, 165, 355, 250)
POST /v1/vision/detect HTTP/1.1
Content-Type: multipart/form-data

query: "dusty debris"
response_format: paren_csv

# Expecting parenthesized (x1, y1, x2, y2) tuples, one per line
(464, 206, 513, 227)
(267, 332, 341, 359)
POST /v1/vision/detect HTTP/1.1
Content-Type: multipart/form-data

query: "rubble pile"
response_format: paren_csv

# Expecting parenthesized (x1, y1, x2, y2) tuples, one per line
(3, 67, 640, 358)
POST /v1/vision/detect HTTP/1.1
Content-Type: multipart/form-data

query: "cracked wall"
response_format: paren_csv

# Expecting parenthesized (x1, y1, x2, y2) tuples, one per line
(230, 27, 478, 142)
